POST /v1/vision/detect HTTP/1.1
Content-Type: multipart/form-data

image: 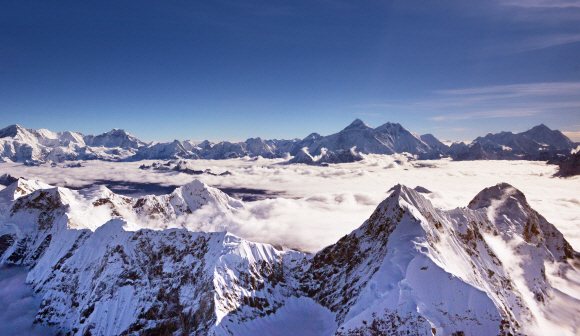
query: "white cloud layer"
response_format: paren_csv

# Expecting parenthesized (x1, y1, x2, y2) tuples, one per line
(1, 156, 579, 253)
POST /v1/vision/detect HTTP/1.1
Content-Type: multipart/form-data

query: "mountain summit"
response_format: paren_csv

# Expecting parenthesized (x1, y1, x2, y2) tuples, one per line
(0, 122, 576, 164)
(0, 179, 578, 335)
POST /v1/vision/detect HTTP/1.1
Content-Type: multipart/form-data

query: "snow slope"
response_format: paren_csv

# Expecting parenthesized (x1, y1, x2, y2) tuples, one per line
(0, 178, 579, 335)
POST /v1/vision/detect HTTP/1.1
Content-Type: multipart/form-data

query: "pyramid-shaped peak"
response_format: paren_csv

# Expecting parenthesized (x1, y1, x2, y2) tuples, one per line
(0, 124, 28, 138)
(182, 179, 209, 191)
(343, 118, 372, 131)
(383, 183, 430, 210)
(530, 123, 551, 131)
(467, 182, 528, 210)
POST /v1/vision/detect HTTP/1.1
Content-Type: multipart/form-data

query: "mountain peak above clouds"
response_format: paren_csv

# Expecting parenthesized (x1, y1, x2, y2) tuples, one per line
(455, 124, 577, 161)
(342, 118, 372, 131)
(0, 122, 576, 164)
(0, 179, 578, 335)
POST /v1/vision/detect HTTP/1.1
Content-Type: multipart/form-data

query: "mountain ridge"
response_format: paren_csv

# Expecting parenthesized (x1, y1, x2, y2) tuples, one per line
(0, 178, 578, 335)
(0, 121, 577, 165)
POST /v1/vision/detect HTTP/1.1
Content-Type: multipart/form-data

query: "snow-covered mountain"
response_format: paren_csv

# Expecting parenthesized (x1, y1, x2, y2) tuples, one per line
(1, 178, 578, 335)
(0, 122, 577, 165)
(0, 125, 146, 163)
(452, 124, 577, 161)
(288, 119, 443, 163)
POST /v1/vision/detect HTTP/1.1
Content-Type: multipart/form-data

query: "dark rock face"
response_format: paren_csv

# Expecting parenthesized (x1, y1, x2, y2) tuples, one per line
(301, 194, 400, 323)
(554, 152, 580, 177)
(0, 173, 18, 186)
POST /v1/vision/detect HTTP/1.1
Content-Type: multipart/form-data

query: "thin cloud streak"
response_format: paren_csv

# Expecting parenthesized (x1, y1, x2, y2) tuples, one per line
(429, 109, 540, 121)
(500, 0, 580, 8)
(511, 34, 580, 52)
(435, 82, 580, 97)
(358, 82, 580, 123)
(427, 82, 580, 121)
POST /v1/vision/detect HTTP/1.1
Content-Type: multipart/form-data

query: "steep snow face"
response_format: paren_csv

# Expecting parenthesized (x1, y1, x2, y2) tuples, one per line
(301, 184, 580, 336)
(420, 133, 448, 152)
(0, 180, 291, 336)
(0, 179, 579, 335)
(0, 178, 53, 219)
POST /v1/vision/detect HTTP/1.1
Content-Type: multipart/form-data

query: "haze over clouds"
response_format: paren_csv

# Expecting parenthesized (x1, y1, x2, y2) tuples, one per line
(0, 266, 56, 336)
(3, 157, 579, 253)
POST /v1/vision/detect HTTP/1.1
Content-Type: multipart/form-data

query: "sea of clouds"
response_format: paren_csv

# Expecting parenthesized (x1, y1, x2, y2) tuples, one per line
(2, 154, 579, 254)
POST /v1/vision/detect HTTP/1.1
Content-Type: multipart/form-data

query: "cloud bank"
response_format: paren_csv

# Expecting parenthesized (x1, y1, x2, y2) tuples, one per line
(1, 156, 578, 254)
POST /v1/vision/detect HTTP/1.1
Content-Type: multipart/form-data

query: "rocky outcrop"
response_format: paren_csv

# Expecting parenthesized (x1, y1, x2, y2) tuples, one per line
(553, 152, 580, 177)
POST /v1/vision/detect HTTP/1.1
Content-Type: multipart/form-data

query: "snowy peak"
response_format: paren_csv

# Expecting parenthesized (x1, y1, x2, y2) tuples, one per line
(172, 179, 244, 213)
(83, 128, 145, 149)
(304, 182, 580, 335)
(291, 119, 437, 161)
(0, 124, 43, 144)
(342, 118, 372, 131)
(420, 133, 448, 151)
(0, 178, 52, 202)
(456, 124, 577, 161)
(0, 124, 28, 139)
(468, 183, 576, 261)
(467, 182, 526, 210)
(0, 173, 18, 186)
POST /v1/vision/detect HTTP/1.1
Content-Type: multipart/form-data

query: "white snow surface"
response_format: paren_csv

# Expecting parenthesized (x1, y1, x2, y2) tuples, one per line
(0, 176, 578, 335)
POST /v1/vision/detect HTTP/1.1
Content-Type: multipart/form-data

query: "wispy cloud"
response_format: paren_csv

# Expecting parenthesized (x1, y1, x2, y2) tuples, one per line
(355, 112, 382, 117)
(351, 103, 393, 109)
(359, 82, 580, 123)
(510, 34, 580, 52)
(500, 0, 580, 8)
(425, 82, 580, 121)
(429, 109, 540, 121)
(435, 82, 580, 97)
(478, 33, 580, 55)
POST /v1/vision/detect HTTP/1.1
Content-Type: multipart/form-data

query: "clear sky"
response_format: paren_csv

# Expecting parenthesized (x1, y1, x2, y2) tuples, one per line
(1, 0, 579, 142)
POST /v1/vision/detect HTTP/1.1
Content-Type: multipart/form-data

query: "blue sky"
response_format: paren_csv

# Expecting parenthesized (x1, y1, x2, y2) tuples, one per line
(1, 0, 579, 142)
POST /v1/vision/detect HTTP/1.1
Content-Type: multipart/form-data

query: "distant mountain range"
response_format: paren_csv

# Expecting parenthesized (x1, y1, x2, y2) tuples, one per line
(0, 121, 577, 165)
(1, 177, 578, 335)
